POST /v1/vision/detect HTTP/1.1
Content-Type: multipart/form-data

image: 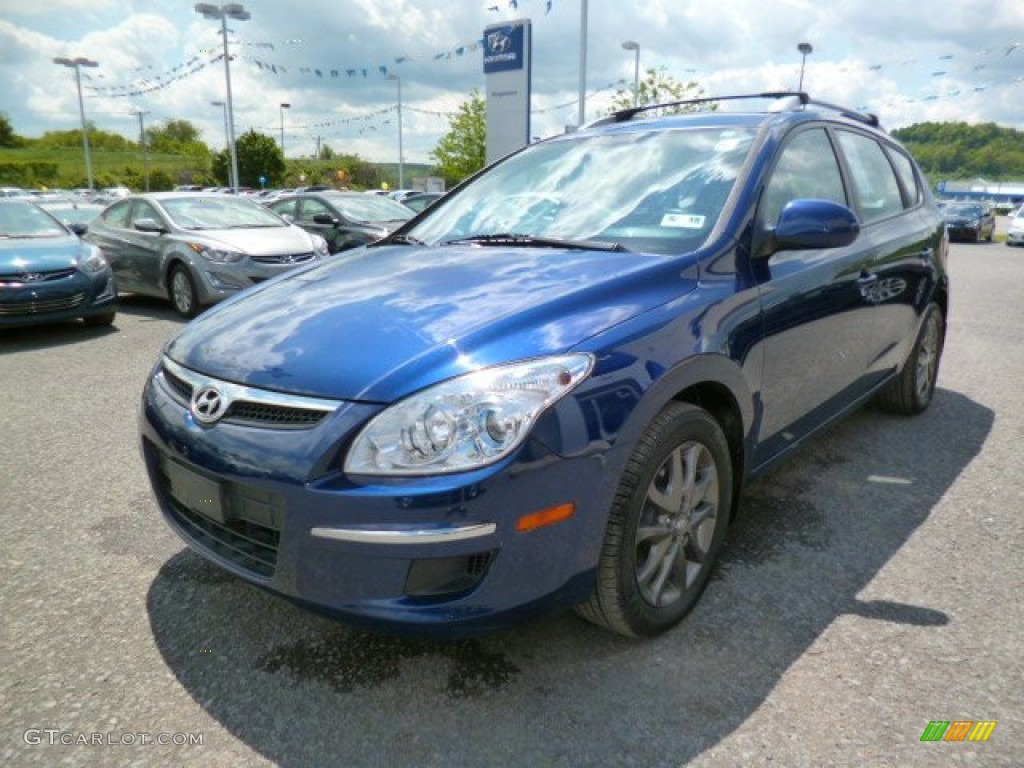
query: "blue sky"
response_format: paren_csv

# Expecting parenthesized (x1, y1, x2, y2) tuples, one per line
(1, 0, 1021, 164)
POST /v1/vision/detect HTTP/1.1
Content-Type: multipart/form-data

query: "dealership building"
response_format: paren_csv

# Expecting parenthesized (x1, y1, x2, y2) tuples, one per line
(937, 179, 1024, 210)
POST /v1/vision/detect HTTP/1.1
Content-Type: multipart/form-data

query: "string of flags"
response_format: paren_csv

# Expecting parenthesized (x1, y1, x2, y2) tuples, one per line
(487, 0, 554, 14)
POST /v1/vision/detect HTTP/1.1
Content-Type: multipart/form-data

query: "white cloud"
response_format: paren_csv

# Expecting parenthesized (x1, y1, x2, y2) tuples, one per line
(1, 0, 1021, 168)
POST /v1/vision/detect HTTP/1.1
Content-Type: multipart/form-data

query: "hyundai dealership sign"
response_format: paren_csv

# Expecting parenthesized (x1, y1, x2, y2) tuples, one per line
(483, 19, 531, 163)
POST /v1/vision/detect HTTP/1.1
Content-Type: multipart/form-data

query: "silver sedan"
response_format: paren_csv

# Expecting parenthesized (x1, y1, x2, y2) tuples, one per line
(84, 192, 329, 317)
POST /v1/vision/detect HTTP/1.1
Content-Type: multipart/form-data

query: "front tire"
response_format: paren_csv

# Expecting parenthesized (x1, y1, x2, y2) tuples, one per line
(169, 265, 200, 319)
(577, 402, 732, 638)
(875, 302, 944, 415)
(83, 311, 116, 327)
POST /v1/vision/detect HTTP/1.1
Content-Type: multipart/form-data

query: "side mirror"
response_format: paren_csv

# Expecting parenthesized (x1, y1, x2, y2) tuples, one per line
(134, 217, 165, 234)
(312, 212, 337, 225)
(763, 199, 860, 257)
(68, 222, 88, 237)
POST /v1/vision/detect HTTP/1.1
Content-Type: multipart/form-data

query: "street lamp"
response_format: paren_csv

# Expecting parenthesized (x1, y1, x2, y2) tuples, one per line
(386, 74, 404, 189)
(211, 100, 233, 188)
(797, 42, 813, 92)
(53, 56, 99, 191)
(134, 107, 150, 191)
(195, 3, 250, 192)
(279, 102, 290, 157)
(578, 0, 588, 127)
(621, 41, 640, 108)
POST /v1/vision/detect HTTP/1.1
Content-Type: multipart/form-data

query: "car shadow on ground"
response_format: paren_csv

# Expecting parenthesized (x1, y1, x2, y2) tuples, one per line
(114, 294, 190, 323)
(0, 318, 118, 353)
(145, 388, 992, 767)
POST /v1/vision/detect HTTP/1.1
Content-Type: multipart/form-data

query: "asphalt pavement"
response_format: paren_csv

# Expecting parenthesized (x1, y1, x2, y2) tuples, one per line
(1, 236, 1021, 767)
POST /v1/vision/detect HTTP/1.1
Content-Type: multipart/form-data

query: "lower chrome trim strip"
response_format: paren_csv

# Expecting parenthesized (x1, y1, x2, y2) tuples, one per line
(310, 523, 497, 545)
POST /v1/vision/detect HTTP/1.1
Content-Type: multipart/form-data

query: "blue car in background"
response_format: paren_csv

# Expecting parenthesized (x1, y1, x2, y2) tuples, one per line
(140, 93, 948, 638)
(0, 199, 117, 329)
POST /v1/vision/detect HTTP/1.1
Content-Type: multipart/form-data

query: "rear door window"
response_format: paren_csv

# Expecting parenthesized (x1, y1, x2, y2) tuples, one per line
(836, 131, 905, 224)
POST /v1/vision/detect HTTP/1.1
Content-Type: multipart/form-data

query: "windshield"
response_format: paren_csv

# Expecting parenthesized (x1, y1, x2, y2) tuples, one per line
(945, 203, 984, 217)
(160, 196, 288, 230)
(0, 201, 68, 238)
(328, 195, 413, 223)
(406, 126, 755, 255)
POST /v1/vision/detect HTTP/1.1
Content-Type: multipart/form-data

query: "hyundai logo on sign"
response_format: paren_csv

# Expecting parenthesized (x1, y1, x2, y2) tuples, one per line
(484, 25, 524, 73)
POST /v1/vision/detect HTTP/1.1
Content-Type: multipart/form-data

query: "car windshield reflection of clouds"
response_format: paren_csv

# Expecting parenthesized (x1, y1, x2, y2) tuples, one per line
(0, 202, 67, 238)
(409, 127, 755, 255)
(162, 198, 287, 230)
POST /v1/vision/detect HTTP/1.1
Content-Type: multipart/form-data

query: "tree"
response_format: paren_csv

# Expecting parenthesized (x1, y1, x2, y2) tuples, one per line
(431, 90, 486, 187)
(608, 68, 713, 115)
(235, 129, 285, 188)
(0, 112, 22, 148)
(146, 119, 210, 158)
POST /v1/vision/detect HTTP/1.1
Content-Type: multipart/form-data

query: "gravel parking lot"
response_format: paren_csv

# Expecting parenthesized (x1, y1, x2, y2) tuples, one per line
(2, 236, 1021, 767)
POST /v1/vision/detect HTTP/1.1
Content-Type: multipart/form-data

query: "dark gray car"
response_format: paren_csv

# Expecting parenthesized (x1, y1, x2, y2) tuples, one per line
(85, 192, 329, 317)
(267, 191, 412, 253)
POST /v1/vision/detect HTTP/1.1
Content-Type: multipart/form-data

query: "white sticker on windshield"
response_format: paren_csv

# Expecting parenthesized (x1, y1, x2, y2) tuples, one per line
(661, 213, 706, 229)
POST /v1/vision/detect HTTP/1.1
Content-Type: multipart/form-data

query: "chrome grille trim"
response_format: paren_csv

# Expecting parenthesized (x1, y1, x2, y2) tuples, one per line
(0, 292, 85, 315)
(158, 356, 342, 428)
(249, 252, 315, 265)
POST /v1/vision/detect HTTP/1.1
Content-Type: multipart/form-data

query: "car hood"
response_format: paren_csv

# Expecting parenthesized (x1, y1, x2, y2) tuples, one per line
(181, 225, 316, 255)
(0, 235, 92, 272)
(165, 244, 698, 402)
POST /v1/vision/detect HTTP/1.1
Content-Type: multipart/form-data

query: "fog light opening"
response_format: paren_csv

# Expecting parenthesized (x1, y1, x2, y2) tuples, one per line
(515, 502, 575, 533)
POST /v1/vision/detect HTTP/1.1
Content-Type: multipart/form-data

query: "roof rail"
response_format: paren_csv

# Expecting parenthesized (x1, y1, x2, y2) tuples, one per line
(597, 91, 881, 129)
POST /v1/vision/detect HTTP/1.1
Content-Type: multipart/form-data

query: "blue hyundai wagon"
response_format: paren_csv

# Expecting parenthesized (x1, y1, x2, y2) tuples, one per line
(140, 93, 948, 637)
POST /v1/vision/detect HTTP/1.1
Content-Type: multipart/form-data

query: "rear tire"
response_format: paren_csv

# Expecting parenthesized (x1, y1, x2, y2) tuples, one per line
(875, 302, 944, 415)
(577, 402, 732, 638)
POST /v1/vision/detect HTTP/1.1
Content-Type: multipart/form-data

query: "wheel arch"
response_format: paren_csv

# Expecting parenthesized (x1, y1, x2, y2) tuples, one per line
(608, 354, 756, 522)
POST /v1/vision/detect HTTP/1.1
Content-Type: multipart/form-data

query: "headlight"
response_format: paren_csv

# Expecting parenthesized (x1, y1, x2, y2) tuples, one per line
(187, 242, 245, 263)
(312, 234, 329, 256)
(345, 354, 594, 476)
(81, 250, 107, 273)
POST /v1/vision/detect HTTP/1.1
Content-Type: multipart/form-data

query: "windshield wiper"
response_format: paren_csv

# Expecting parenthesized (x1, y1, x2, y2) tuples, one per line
(376, 233, 427, 246)
(442, 233, 628, 252)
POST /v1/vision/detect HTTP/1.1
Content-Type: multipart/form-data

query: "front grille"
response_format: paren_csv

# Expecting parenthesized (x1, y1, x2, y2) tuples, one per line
(0, 292, 85, 315)
(159, 362, 335, 430)
(0, 267, 77, 283)
(157, 456, 283, 579)
(224, 401, 328, 428)
(161, 365, 193, 403)
(167, 497, 280, 578)
(250, 252, 315, 265)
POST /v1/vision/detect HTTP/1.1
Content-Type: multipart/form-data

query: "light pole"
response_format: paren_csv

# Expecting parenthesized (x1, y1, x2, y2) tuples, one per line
(622, 41, 640, 107)
(386, 74, 404, 189)
(211, 100, 233, 189)
(797, 42, 813, 92)
(279, 102, 290, 157)
(578, 0, 588, 127)
(53, 56, 99, 191)
(195, 3, 250, 192)
(134, 107, 150, 191)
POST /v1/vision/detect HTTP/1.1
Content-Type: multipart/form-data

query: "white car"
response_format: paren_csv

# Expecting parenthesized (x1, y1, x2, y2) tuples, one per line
(1006, 206, 1024, 247)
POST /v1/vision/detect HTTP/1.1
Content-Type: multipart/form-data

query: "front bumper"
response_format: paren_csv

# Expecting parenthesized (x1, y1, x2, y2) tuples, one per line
(192, 253, 319, 306)
(139, 359, 615, 635)
(0, 268, 116, 328)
